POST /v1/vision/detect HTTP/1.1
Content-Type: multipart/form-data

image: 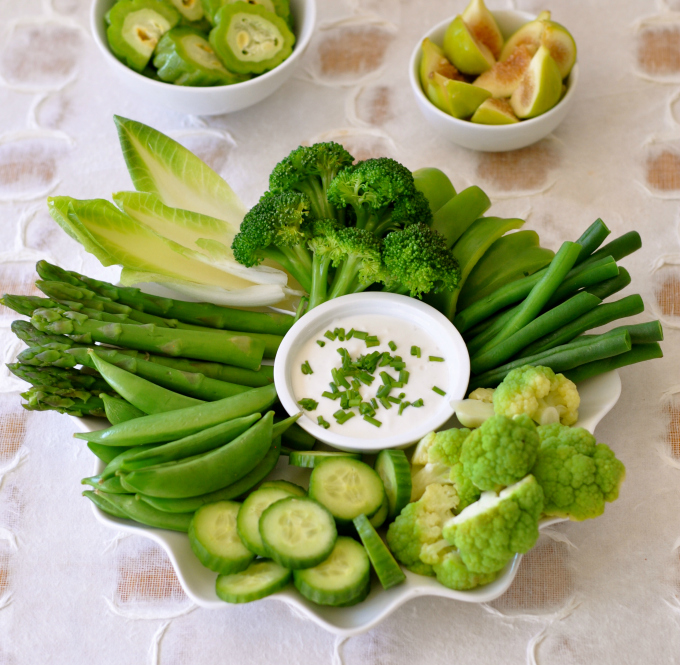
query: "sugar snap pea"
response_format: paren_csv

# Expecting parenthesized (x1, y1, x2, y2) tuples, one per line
(75, 382, 277, 446)
(101, 444, 159, 480)
(100, 394, 145, 425)
(119, 412, 274, 498)
(87, 441, 135, 464)
(139, 436, 281, 513)
(90, 491, 194, 531)
(83, 490, 128, 519)
(81, 474, 131, 494)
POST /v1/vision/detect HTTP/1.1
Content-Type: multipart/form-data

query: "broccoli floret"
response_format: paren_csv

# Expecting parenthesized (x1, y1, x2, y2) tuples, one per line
(306, 218, 345, 309)
(442, 475, 544, 574)
(326, 157, 432, 236)
(269, 142, 355, 221)
(231, 191, 314, 292)
(532, 423, 625, 521)
(386, 482, 459, 577)
(382, 224, 461, 298)
(461, 414, 540, 492)
(493, 365, 580, 426)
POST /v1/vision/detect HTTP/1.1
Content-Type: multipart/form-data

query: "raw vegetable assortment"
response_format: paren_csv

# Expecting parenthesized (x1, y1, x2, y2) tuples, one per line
(3, 117, 666, 606)
(105, 0, 295, 85)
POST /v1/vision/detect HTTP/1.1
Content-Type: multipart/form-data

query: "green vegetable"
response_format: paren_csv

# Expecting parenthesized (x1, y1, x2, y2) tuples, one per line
(87, 491, 193, 531)
(87, 441, 135, 464)
(353, 514, 406, 590)
(30, 307, 265, 370)
(374, 449, 412, 520)
(492, 365, 581, 427)
(461, 414, 539, 490)
(412, 167, 456, 214)
(75, 382, 277, 445)
(168, 0, 204, 22)
(82, 490, 128, 519)
(216, 560, 292, 604)
(430, 186, 491, 248)
(119, 411, 273, 497)
(209, 3, 295, 75)
(21, 386, 107, 418)
(428, 550, 501, 591)
(81, 475, 131, 494)
(573, 218, 610, 262)
(562, 342, 663, 383)
(106, 0, 180, 72)
(101, 394, 145, 424)
(532, 423, 625, 520)
(6, 362, 111, 394)
(442, 475, 544, 574)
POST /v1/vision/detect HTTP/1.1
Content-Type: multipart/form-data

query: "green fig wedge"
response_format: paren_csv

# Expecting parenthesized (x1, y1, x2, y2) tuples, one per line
(443, 15, 495, 76)
(426, 73, 491, 119)
(419, 37, 465, 93)
(471, 98, 519, 124)
(510, 45, 562, 119)
(473, 43, 535, 98)
(462, 0, 504, 59)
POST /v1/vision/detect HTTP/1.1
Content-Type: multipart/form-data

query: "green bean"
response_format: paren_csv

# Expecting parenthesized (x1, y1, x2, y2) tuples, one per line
(475, 242, 582, 356)
(75, 382, 277, 446)
(562, 343, 663, 383)
(81, 474, 131, 494)
(139, 437, 282, 513)
(584, 267, 631, 300)
(518, 294, 644, 358)
(89, 491, 194, 531)
(118, 413, 261, 472)
(581, 320, 664, 345)
(546, 257, 619, 307)
(574, 218, 610, 263)
(100, 394, 145, 425)
(468, 330, 632, 390)
(119, 412, 274, 498)
(578, 231, 641, 267)
(87, 441, 135, 464)
(83, 490, 128, 519)
(90, 350, 203, 414)
(470, 292, 601, 374)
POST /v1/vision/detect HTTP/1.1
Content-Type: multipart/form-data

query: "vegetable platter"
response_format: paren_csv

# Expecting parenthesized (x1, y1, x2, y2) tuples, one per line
(73, 368, 620, 636)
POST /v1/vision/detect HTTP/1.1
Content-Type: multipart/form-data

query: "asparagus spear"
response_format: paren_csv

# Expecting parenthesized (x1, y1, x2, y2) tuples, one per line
(21, 386, 107, 417)
(18, 344, 252, 401)
(35, 261, 294, 335)
(30, 307, 265, 369)
(7, 363, 112, 394)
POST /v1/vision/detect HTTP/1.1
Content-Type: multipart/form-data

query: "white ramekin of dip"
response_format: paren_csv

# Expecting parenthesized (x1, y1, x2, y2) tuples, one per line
(274, 293, 470, 453)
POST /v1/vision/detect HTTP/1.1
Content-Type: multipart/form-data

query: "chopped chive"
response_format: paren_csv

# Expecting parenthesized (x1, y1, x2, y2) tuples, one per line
(333, 409, 355, 424)
(331, 368, 350, 389)
(359, 402, 375, 417)
(329, 382, 339, 393)
(376, 384, 391, 399)
(317, 416, 330, 429)
(351, 378, 361, 390)
(298, 398, 318, 411)
(322, 391, 340, 400)
(340, 393, 350, 409)
(411, 345, 421, 358)
(432, 386, 446, 396)
(324, 330, 337, 341)
(316, 340, 326, 347)
(391, 381, 405, 388)
(379, 352, 392, 367)
(429, 356, 444, 362)
(357, 371, 374, 386)
(363, 415, 382, 427)
(346, 329, 355, 339)
(352, 331, 368, 340)
(379, 371, 394, 386)
(398, 392, 406, 399)
(370, 398, 379, 410)
(334, 327, 346, 341)
(365, 337, 380, 348)
(412, 398, 424, 408)
(387, 396, 401, 404)
(398, 401, 411, 415)
(301, 360, 313, 375)
(379, 397, 392, 409)
(399, 370, 410, 384)
(388, 341, 397, 351)
(348, 398, 362, 407)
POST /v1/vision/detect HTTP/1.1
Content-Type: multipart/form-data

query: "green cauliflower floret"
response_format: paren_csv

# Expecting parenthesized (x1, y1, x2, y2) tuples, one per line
(493, 365, 580, 426)
(432, 550, 502, 591)
(532, 423, 625, 521)
(442, 475, 544, 574)
(461, 414, 540, 491)
(386, 483, 459, 577)
(410, 428, 480, 509)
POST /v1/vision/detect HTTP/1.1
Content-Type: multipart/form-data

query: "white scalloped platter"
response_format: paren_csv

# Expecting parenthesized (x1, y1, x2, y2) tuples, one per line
(74, 369, 620, 637)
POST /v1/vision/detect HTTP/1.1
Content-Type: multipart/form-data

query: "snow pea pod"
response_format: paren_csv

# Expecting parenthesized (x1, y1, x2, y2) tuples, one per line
(120, 412, 274, 498)
(75, 382, 277, 446)
(83, 490, 128, 519)
(118, 413, 261, 472)
(101, 394, 145, 424)
(81, 474, 131, 494)
(139, 437, 281, 513)
(88, 441, 135, 464)
(89, 491, 193, 531)
(101, 444, 159, 480)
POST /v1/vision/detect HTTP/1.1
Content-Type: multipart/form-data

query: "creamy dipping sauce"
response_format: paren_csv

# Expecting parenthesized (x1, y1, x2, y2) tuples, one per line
(290, 313, 451, 440)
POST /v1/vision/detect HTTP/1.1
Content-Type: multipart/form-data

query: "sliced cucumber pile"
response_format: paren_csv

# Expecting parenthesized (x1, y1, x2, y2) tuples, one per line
(237, 486, 297, 556)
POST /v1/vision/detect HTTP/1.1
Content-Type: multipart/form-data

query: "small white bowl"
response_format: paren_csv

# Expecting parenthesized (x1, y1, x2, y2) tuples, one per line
(409, 10, 579, 152)
(273, 293, 470, 453)
(91, 0, 316, 116)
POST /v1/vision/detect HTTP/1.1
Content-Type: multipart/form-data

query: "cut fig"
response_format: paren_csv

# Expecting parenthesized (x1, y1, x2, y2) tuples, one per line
(472, 44, 535, 98)
(419, 37, 466, 95)
(443, 15, 495, 76)
(510, 45, 562, 119)
(462, 0, 504, 59)
(500, 11, 576, 79)
(427, 72, 492, 119)
(471, 98, 519, 124)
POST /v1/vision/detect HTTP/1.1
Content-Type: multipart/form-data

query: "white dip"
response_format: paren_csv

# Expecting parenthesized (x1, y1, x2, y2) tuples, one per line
(290, 313, 451, 440)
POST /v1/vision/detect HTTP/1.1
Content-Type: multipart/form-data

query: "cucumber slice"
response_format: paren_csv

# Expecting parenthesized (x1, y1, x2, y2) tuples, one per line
(189, 501, 254, 574)
(374, 449, 412, 520)
(309, 458, 385, 525)
(216, 559, 291, 604)
(289, 449, 361, 469)
(293, 537, 370, 606)
(368, 495, 388, 529)
(353, 514, 406, 590)
(260, 497, 337, 569)
(259, 480, 306, 496)
(237, 487, 294, 556)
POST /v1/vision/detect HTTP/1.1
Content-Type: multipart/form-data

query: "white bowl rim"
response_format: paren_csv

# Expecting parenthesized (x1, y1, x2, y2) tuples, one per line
(90, 0, 316, 94)
(409, 10, 579, 132)
(273, 292, 471, 452)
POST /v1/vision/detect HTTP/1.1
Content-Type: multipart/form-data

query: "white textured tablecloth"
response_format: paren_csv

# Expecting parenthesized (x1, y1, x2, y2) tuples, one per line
(1, 0, 680, 662)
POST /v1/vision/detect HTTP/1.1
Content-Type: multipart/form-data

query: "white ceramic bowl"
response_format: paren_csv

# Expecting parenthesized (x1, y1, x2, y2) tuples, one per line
(409, 10, 579, 152)
(273, 293, 471, 453)
(91, 0, 316, 115)
(75, 369, 621, 636)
